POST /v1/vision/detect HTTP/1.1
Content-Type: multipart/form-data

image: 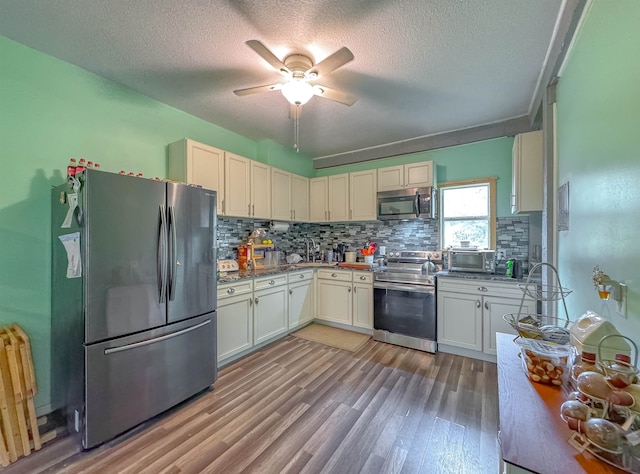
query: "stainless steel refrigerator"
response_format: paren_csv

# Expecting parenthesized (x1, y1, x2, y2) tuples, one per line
(51, 169, 217, 449)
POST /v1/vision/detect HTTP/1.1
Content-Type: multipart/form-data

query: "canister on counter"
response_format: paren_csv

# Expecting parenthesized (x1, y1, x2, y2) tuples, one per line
(237, 244, 249, 270)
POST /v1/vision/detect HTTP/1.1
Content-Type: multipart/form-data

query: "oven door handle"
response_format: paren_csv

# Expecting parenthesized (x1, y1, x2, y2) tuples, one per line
(374, 281, 434, 294)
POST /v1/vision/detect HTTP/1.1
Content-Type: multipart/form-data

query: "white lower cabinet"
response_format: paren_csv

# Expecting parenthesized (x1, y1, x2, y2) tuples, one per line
(316, 270, 373, 328)
(253, 275, 288, 344)
(217, 280, 254, 363)
(353, 273, 373, 329)
(437, 278, 537, 356)
(288, 270, 314, 329)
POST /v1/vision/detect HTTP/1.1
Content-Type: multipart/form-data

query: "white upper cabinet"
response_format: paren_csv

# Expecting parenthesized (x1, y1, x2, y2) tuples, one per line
(349, 170, 377, 221)
(224, 152, 251, 218)
(271, 168, 292, 221)
(328, 173, 350, 222)
(512, 130, 543, 214)
(291, 174, 310, 222)
(250, 161, 271, 219)
(309, 177, 329, 222)
(168, 139, 225, 214)
(377, 161, 436, 191)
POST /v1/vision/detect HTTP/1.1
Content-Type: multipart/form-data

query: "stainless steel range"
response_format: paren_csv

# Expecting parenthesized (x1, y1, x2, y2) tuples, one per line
(373, 250, 442, 353)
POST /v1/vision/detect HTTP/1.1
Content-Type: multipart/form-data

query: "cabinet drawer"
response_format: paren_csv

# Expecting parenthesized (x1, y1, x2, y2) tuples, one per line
(254, 274, 288, 290)
(352, 271, 373, 284)
(218, 280, 253, 299)
(437, 277, 527, 298)
(317, 269, 352, 282)
(288, 270, 314, 283)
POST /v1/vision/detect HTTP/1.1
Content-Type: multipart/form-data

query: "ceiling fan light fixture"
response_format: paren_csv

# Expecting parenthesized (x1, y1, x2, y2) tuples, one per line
(281, 80, 314, 105)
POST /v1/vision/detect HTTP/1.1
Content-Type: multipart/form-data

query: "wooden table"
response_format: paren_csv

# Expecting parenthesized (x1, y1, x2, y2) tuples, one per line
(496, 333, 624, 473)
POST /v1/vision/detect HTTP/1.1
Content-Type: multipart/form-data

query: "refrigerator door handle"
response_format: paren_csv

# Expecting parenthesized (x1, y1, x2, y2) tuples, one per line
(104, 319, 211, 355)
(158, 205, 168, 303)
(168, 205, 177, 301)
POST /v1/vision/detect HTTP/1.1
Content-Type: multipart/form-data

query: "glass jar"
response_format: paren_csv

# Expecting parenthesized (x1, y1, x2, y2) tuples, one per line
(571, 352, 602, 382)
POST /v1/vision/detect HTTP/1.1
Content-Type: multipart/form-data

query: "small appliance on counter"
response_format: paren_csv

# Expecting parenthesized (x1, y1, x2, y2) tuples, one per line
(447, 248, 495, 273)
(217, 259, 239, 275)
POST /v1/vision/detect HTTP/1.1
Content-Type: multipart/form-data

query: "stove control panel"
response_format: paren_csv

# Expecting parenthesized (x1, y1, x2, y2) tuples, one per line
(387, 250, 442, 261)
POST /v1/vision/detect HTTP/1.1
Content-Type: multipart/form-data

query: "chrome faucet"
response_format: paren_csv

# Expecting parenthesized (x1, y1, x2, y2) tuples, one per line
(306, 238, 319, 263)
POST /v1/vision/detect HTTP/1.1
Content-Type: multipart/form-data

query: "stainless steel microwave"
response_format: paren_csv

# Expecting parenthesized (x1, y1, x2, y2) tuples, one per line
(377, 187, 437, 220)
(448, 249, 496, 273)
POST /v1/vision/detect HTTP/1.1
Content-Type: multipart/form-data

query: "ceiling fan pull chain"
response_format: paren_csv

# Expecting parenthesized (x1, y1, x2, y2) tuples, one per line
(294, 105, 300, 153)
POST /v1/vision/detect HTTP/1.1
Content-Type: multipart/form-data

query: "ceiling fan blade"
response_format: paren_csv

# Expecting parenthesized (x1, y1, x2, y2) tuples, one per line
(307, 47, 354, 78)
(245, 40, 290, 75)
(233, 83, 282, 96)
(313, 85, 357, 106)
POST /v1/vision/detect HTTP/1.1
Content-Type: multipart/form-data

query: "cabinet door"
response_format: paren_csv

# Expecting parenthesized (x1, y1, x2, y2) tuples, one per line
(377, 165, 404, 191)
(316, 280, 352, 324)
(309, 177, 329, 222)
(289, 281, 314, 329)
(405, 161, 434, 188)
(224, 152, 251, 217)
(328, 174, 349, 222)
(291, 174, 310, 222)
(437, 290, 482, 351)
(217, 294, 253, 363)
(349, 170, 377, 221)
(254, 286, 288, 344)
(483, 296, 536, 355)
(353, 283, 373, 329)
(168, 139, 225, 215)
(251, 161, 271, 219)
(512, 130, 543, 214)
(272, 168, 292, 221)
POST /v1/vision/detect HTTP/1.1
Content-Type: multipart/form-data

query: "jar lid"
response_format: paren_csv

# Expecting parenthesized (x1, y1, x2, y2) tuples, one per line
(581, 352, 597, 363)
(615, 353, 631, 365)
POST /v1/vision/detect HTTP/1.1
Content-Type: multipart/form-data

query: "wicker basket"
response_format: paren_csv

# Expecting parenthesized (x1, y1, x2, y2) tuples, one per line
(503, 312, 573, 344)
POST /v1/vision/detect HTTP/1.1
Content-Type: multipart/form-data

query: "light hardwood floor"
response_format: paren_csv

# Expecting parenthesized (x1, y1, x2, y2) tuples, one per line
(8, 337, 499, 473)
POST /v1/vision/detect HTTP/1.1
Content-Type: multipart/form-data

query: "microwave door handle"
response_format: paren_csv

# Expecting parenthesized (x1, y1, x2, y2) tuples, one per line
(414, 191, 420, 218)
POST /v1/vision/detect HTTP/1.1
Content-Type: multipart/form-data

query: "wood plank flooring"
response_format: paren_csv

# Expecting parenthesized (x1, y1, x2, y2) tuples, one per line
(6, 337, 499, 473)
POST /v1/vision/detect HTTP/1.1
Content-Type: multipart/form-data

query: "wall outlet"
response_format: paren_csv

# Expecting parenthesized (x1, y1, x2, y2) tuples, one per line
(616, 283, 627, 318)
(496, 250, 506, 261)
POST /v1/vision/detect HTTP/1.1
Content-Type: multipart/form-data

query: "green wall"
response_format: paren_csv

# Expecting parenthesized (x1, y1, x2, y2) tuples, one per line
(314, 138, 515, 217)
(555, 0, 640, 341)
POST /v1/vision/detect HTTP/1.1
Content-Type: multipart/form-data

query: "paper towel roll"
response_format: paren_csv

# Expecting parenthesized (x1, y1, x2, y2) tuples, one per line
(270, 221, 290, 232)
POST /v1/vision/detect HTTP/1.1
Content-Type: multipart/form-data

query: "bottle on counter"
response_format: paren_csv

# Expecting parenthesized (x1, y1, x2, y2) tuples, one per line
(571, 351, 602, 383)
(505, 259, 514, 278)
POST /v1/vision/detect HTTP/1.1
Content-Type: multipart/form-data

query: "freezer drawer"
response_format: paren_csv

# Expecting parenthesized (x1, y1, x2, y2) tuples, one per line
(83, 314, 217, 448)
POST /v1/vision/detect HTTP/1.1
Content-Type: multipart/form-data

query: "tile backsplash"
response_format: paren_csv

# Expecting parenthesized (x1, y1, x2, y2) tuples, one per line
(217, 216, 530, 268)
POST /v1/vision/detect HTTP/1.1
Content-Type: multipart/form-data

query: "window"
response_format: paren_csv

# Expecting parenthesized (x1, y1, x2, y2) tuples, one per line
(440, 177, 497, 249)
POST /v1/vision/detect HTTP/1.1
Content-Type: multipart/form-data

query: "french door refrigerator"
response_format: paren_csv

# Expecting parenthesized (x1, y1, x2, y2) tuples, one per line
(51, 169, 217, 449)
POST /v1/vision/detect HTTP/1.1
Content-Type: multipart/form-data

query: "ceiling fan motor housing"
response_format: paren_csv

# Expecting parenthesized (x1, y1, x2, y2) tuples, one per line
(284, 54, 314, 78)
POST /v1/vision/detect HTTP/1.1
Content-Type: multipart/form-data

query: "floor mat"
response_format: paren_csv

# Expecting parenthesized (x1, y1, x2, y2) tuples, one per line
(291, 323, 371, 352)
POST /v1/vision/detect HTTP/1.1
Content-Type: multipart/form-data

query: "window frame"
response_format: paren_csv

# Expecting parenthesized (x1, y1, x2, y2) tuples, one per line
(439, 177, 497, 250)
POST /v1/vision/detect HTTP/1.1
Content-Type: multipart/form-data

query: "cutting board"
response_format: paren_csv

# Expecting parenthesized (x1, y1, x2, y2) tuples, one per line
(337, 262, 374, 270)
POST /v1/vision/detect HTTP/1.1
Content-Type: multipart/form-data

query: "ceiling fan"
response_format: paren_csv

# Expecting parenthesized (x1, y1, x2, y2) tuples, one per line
(233, 40, 357, 107)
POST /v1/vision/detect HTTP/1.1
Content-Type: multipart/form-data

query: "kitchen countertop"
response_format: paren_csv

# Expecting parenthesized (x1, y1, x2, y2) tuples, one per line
(218, 263, 377, 284)
(436, 270, 540, 284)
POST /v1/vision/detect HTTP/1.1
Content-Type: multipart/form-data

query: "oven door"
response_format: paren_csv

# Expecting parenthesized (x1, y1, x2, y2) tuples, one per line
(373, 281, 436, 341)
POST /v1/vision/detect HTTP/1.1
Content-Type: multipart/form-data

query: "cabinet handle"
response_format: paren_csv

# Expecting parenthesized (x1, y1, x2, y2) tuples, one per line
(349, 209, 352, 219)
(299, 274, 304, 279)
(293, 209, 295, 220)
(328, 210, 331, 221)
(269, 279, 275, 285)
(252, 204, 255, 216)
(353, 287, 357, 293)
(332, 273, 338, 277)
(476, 300, 481, 308)
(254, 297, 259, 305)
(289, 289, 293, 295)
(325, 210, 328, 220)
(360, 276, 366, 280)
(250, 298, 253, 306)
(348, 287, 351, 293)
(485, 301, 489, 310)
(222, 199, 225, 215)
(477, 286, 488, 292)
(227, 288, 235, 295)
(248, 203, 251, 215)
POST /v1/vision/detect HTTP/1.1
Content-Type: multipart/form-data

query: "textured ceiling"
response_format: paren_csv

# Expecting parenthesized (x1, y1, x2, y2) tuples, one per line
(0, 0, 569, 162)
